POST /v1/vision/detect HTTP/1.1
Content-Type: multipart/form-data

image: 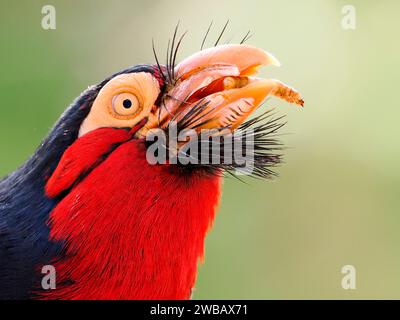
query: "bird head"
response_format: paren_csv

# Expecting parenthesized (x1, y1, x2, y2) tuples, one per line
(67, 44, 303, 180)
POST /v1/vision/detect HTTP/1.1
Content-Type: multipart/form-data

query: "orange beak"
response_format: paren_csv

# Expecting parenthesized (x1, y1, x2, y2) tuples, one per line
(144, 44, 303, 133)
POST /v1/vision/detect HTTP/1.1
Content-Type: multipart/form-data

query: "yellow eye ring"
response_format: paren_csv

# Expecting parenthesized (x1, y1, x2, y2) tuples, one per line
(111, 92, 142, 119)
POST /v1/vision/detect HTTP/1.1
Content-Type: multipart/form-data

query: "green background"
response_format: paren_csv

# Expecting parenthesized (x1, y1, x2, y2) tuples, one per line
(1, 0, 399, 299)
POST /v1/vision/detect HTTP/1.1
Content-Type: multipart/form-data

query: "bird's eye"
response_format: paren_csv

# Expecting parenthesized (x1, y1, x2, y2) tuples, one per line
(111, 92, 142, 119)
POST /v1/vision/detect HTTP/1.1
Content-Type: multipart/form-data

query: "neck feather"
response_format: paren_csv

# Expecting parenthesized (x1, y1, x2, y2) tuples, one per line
(41, 139, 221, 299)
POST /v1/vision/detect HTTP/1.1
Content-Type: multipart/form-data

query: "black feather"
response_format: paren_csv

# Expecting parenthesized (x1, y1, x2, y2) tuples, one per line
(0, 65, 156, 299)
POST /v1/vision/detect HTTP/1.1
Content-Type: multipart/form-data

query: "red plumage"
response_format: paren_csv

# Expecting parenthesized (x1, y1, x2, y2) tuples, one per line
(42, 128, 221, 299)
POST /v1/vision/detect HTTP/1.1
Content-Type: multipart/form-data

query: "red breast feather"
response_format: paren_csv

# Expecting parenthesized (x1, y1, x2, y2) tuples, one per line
(41, 128, 221, 300)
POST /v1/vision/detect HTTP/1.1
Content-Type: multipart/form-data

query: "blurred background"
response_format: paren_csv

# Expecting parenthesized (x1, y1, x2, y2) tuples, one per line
(1, 0, 399, 299)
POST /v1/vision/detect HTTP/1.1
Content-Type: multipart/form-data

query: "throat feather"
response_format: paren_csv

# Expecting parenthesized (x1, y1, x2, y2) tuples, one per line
(41, 136, 221, 300)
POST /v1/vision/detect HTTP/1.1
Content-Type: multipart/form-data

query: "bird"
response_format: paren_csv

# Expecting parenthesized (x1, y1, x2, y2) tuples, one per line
(0, 33, 303, 300)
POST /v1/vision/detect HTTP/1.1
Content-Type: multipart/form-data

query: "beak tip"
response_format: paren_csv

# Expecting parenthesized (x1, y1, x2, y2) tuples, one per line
(271, 57, 281, 67)
(261, 50, 281, 67)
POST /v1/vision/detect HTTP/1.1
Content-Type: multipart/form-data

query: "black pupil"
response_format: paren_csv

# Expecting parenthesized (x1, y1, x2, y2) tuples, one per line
(123, 99, 132, 109)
